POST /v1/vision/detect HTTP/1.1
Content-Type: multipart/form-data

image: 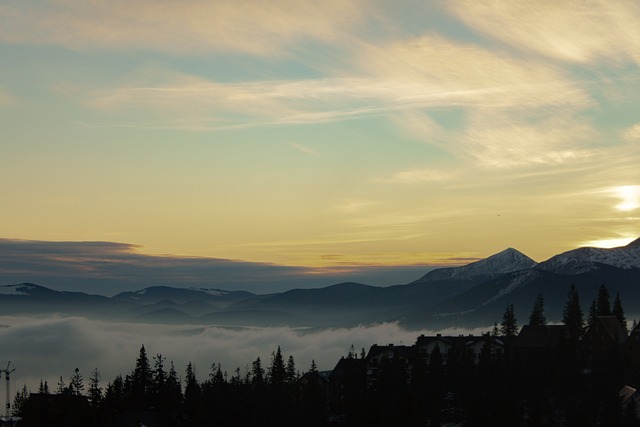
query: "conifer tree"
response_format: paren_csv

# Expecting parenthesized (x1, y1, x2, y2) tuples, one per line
(209, 363, 225, 385)
(231, 367, 243, 386)
(500, 304, 518, 336)
(529, 293, 547, 326)
(184, 362, 200, 402)
(105, 375, 124, 401)
(56, 376, 68, 395)
(309, 359, 318, 373)
(251, 357, 265, 385)
(152, 353, 167, 399)
(563, 284, 586, 339)
(492, 322, 499, 336)
(613, 292, 627, 332)
(12, 385, 29, 417)
(129, 344, 153, 408)
(285, 355, 297, 384)
(163, 361, 182, 413)
(38, 379, 49, 394)
(596, 283, 612, 316)
(268, 346, 286, 386)
(88, 368, 102, 408)
(184, 362, 201, 421)
(347, 344, 356, 359)
(69, 367, 84, 396)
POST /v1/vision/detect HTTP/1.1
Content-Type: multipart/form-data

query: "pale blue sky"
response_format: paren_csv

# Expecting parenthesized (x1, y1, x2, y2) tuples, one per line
(1, 1, 639, 279)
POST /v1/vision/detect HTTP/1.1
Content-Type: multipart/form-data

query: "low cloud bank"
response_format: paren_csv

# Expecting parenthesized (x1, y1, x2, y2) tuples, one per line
(0, 315, 485, 394)
(0, 238, 434, 295)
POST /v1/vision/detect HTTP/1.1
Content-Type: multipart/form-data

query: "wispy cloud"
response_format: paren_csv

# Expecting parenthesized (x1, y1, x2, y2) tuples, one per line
(355, 34, 592, 111)
(0, 0, 364, 56)
(333, 199, 377, 214)
(289, 142, 320, 156)
(447, 1, 640, 65)
(622, 124, 640, 142)
(382, 168, 456, 184)
(457, 113, 597, 168)
(83, 61, 591, 132)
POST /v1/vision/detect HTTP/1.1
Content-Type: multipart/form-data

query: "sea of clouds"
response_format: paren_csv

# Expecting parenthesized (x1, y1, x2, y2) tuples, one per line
(0, 315, 487, 395)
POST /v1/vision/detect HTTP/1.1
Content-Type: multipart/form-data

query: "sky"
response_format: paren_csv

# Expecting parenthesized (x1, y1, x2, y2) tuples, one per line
(2, 1, 640, 293)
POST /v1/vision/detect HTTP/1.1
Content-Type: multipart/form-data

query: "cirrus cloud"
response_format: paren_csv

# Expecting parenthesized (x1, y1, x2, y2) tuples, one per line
(447, 1, 640, 65)
(0, 0, 365, 56)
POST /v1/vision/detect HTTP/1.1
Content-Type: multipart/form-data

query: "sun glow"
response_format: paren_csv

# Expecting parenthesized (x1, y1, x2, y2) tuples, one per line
(584, 236, 636, 249)
(614, 185, 640, 211)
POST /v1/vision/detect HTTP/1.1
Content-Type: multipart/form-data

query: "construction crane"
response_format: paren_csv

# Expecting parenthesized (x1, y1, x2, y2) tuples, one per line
(1, 362, 15, 418)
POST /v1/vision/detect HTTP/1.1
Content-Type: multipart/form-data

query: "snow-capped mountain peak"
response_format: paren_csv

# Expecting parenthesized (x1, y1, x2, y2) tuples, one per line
(537, 237, 640, 275)
(416, 247, 538, 283)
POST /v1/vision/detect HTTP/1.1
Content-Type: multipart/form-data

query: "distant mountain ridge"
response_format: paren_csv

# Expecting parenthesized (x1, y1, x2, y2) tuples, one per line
(2, 238, 640, 329)
(538, 237, 640, 275)
(413, 247, 538, 283)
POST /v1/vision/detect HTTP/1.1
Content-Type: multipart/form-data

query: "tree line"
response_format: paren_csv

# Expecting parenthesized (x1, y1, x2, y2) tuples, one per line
(11, 282, 640, 426)
(13, 343, 328, 426)
(497, 283, 629, 337)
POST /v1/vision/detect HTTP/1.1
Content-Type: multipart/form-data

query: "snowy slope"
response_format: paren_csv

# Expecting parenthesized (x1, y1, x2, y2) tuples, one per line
(414, 247, 538, 283)
(0, 283, 45, 296)
(538, 237, 640, 275)
(112, 285, 258, 305)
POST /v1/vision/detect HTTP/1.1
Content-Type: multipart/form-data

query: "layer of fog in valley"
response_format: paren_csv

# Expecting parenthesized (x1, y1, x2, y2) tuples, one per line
(0, 315, 487, 395)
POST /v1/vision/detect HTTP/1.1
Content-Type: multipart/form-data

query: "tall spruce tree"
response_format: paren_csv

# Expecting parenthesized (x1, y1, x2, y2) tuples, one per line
(184, 362, 201, 420)
(251, 357, 265, 385)
(562, 284, 586, 339)
(492, 322, 499, 336)
(56, 376, 68, 395)
(165, 361, 182, 411)
(132, 344, 152, 406)
(152, 353, 167, 400)
(596, 283, 612, 316)
(69, 368, 84, 396)
(529, 294, 547, 326)
(285, 355, 297, 384)
(12, 385, 29, 417)
(88, 368, 102, 408)
(268, 346, 286, 386)
(38, 379, 49, 395)
(500, 303, 518, 336)
(613, 292, 627, 332)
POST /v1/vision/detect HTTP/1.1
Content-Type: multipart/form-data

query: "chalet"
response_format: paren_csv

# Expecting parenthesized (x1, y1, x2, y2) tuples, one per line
(416, 334, 460, 364)
(328, 357, 366, 402)
(416, 333, 505, 365)
(365, 344, 415, 389)
(620, 385, 640, 419)
(465, 334, 505, 363)
(513, 324, 567, 364)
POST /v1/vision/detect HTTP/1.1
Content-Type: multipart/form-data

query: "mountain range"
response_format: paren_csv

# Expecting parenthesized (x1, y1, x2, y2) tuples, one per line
(2, 238, 640, 330)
